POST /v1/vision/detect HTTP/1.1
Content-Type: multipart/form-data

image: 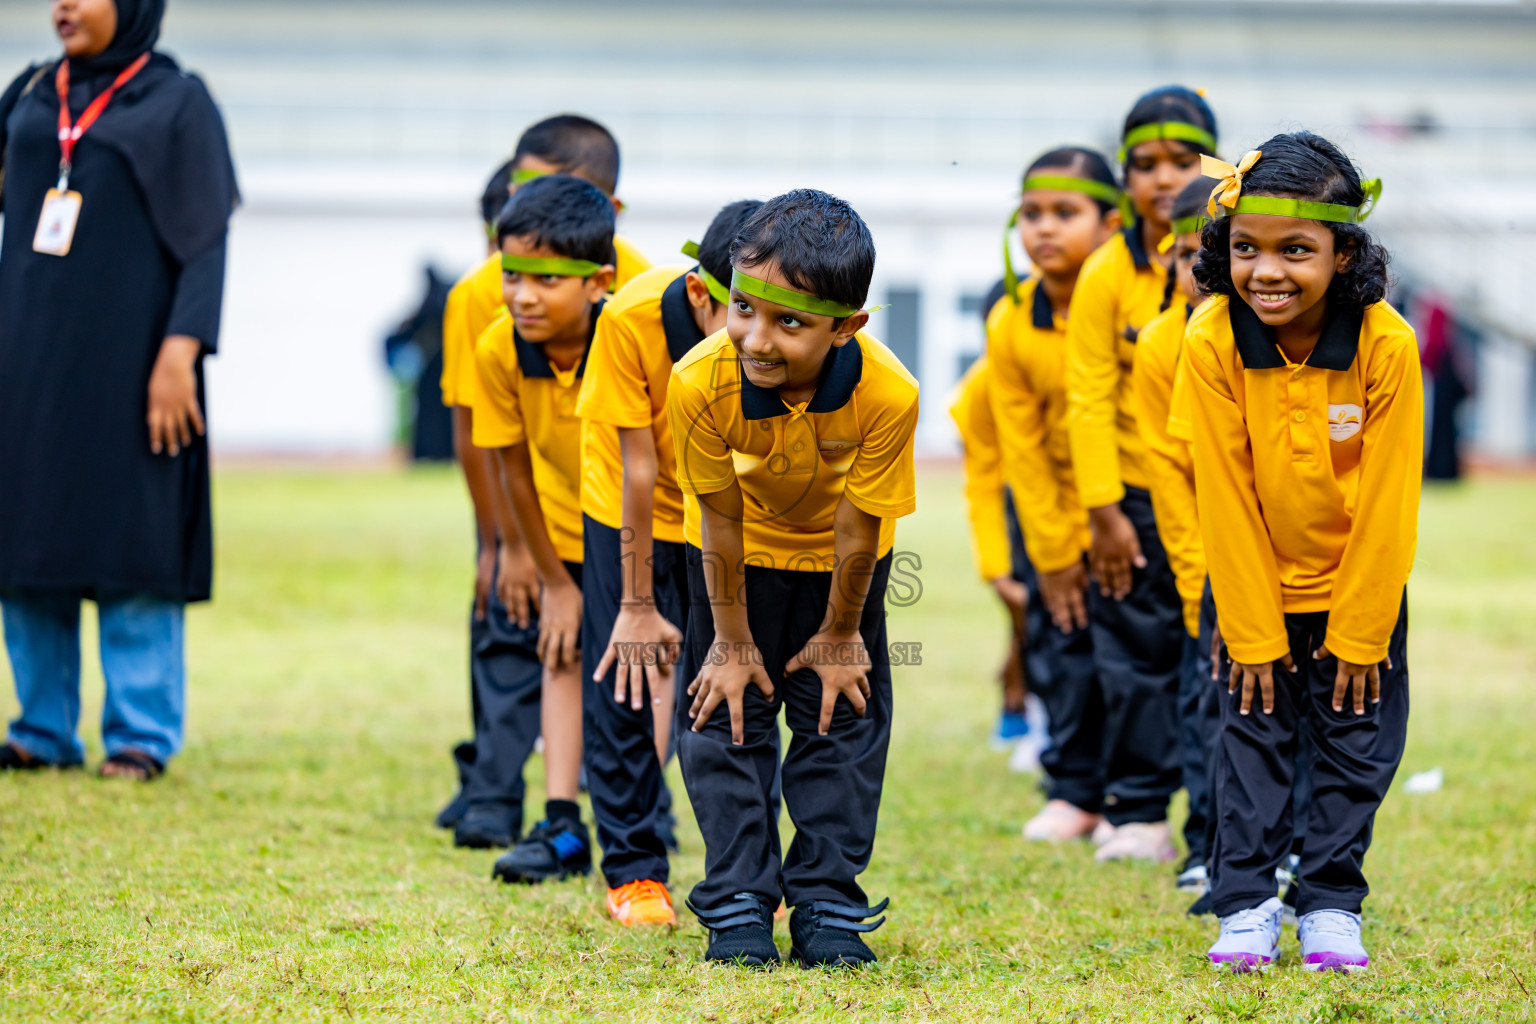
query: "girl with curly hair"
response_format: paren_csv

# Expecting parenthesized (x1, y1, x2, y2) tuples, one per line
(1184, 132, 1420, 973)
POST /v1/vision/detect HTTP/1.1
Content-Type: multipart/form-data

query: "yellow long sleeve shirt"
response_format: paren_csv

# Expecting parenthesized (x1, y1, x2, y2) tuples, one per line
(1133, 302, 1204, 636)
(1066, 226, 1171, 508)
(1184, 295, 1423, 666)
(948, 357, 1013, 583)
(986, 276, 1089, 574)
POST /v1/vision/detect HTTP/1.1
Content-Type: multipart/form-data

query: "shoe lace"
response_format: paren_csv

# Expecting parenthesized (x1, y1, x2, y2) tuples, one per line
(1302, 909, 1360, 939)
(1222, 904, 1279, 936)
(622, 880, 670, 906)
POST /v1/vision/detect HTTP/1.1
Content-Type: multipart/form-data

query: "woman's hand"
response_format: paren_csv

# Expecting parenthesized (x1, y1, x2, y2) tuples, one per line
(1038, 562, 1090, 633)
(146, 335, 204, 456)
(1314, 643, 1391, 715)
(1229, 654, 1297, 715)
(1087, 503, 1146, 600)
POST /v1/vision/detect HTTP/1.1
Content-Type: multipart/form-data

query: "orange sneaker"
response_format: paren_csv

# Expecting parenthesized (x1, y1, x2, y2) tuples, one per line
(607, 880, 676, 926)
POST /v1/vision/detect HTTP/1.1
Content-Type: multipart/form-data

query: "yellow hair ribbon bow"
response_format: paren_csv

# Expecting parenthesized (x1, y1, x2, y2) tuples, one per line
(1203, 150, 1261, 217)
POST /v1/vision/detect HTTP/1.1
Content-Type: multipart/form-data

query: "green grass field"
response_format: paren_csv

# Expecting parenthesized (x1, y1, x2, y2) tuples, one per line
(2, 464, 1533, 1023)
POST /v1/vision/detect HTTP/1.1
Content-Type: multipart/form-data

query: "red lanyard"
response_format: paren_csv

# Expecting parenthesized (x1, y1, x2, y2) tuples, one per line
(54, 52, 149, 190)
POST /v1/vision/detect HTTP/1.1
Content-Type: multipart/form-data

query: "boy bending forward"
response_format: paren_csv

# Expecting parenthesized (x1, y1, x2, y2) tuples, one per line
(667, 190, 919, 968)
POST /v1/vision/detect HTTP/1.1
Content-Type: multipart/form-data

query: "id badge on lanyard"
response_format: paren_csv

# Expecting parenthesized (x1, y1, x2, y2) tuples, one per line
(32, 52, 149, 257)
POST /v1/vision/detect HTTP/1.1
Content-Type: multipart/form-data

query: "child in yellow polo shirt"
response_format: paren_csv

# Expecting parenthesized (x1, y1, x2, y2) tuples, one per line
(986, 147, 1122, 844)
(574, 198, 763, 927)
(1132, 175, 1220, 896)
(470, 175, 617, 884)
(668, 190, 918, 969)
(947, 356, 1047, 769)
(1065, 86, 1219, 863)
(1184, 133, 1418, 973)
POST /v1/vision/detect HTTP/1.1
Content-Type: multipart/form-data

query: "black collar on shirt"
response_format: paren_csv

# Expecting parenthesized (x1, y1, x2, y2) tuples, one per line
(1030, 278, 1055, 330)
(739, 336, 864, 420)
(661, 273, 706, 363)
(513, 299, 604, 378)
(1123, 224, 1151, 269)
(1228, 296, 1362, 371)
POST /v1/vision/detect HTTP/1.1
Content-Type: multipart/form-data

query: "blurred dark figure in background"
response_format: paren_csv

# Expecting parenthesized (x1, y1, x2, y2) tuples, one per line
(0, 0, 238, 780)
(1415, 292, 1474, 482)
(384, 265, 455, 462)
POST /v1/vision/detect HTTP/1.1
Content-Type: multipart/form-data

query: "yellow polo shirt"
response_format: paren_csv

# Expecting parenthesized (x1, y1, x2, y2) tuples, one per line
(1185, 295, 1422, 665)
(1066, 226, 1173, 508)
(470, 308, 599, 564)
(576, 265, 700, 545)
(442, 235, 651, 410)
(1133, 303, 1203, 636)
(948, 357, 1012, 583)
(668, 330, 920, 571)
(986, 276, 1089, 575)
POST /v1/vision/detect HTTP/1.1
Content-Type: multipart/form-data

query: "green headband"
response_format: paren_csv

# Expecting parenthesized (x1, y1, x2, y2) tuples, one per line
(680, 241, 730, 304)
(1022, 174, 1122, 207)
(1170, 214, 1209, 237)
(510, 167, 548, 186)
(1118, 121, 1218, 164)
(501, 254, 605, 278)
(729, 268, 863, 319)
(1213, 179, 1383, 225)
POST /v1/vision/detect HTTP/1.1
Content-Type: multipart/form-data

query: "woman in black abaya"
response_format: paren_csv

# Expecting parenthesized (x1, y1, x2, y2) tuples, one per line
(0, 0, 238, 780)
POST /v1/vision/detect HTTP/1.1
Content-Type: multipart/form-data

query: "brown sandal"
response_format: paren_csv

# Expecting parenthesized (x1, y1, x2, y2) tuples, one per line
(98, 749, 165, 782)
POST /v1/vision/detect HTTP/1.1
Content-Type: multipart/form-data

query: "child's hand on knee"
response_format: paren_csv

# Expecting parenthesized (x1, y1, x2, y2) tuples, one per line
(688, 644, 773, 745)
(786, 630, 872, 736)
(1314, 644, 1390, 716)
(1229, 654, 1297, 716)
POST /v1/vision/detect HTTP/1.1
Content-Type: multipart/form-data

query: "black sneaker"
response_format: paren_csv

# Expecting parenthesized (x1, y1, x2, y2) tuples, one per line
(453, 801, 520, 849)
(686, 893, 780, 968)
(434, 742, 477, 829)
(788, 898, 889, 968)
(492, 816, 592, 884)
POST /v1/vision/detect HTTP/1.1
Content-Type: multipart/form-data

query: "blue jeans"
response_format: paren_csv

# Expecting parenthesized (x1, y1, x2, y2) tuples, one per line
(2, 591, 185, 765)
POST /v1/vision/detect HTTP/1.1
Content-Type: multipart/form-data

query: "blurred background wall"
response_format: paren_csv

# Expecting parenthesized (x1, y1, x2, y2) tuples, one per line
(3, 0, 1534, 458)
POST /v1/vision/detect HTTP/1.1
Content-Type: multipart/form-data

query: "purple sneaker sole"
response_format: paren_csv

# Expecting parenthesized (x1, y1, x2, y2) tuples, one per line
(1208, 951, 1276, 973)
(1303, 953, 1369, 973)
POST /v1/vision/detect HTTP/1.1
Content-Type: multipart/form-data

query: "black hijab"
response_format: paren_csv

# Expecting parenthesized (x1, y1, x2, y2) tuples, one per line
(0, 0, 238, 263)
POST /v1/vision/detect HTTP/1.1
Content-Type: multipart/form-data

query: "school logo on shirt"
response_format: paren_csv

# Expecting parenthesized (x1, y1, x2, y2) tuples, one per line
(1328, 404, 1363, 442)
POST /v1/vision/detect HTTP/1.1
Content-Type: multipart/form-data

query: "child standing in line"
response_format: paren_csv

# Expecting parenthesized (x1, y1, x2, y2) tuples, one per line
(1131, 175, 1218, 895)
(1065, 86, 1218, 862)
(668, 190, 919, 968)
(1185, 134, 1418, 972)
(441, 116, 652, 851)
(948, 356, 1047, 770)
(471, 175, 617, 883)
(986, 148, 1123, 841)
(575, 198, 763, 926)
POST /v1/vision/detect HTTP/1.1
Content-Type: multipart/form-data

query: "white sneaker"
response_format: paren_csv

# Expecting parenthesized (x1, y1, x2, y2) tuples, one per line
(1299, 909, 1370, 972)
(1021, 800, 1102, 842)
(1008, 731, 1045, 773)
(1177, 864, 1209, 894)
(1093, 821, 1179, 863)
(1208, 897, 1285, 972)
(1091, 818, 1116, 846)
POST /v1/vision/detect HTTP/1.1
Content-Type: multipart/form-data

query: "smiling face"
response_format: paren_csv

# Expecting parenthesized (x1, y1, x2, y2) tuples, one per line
(1125, 139, 1204, 234)
(1016, 186, 1120, 280)
(500, 235, 612, 345)
(53, 0, 117, 59)
(726, 260, 864, 398)
(1227, 212, 1350, 332)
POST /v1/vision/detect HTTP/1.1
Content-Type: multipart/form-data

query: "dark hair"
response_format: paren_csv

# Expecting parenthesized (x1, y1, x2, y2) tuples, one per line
(495, 174, 616, 265)
(1161, 177, 1222, 311)
(731, 189, 875, 316)
(698, 199, 764, 302)
(513, 114, 620, 195)
(1122, 85, 1218, 165)
(1191, 131, 1391, 310)
(479, 159, 515, 228)
(1025, 146, 1119, 214)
